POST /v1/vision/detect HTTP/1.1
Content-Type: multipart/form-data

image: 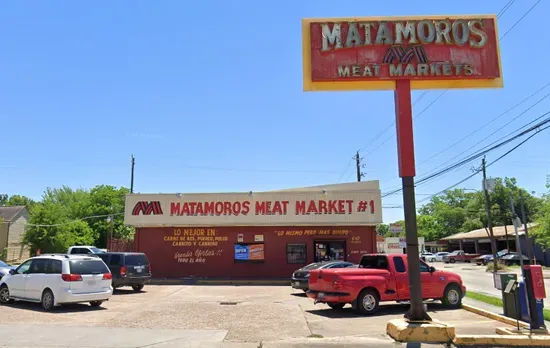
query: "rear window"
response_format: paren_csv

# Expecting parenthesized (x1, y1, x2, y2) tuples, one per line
(69, 260, 109, 274)
(359, 256, 388, 269)
(124, 254, 149, 266)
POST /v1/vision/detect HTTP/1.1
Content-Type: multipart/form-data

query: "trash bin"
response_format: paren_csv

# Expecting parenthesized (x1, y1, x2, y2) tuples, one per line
(500, 273, 519, 319)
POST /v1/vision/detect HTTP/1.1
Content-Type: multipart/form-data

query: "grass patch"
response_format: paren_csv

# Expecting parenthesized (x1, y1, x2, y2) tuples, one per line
(466, 290, 550, 321)
(308, 334, 323, 338)
(485, 262, 508, 272)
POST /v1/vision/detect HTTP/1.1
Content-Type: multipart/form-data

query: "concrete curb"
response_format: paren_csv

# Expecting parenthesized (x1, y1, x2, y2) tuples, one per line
(454, 334, 550, 346)
(386, 318, 455, 343)
(461, 303, 530, 328)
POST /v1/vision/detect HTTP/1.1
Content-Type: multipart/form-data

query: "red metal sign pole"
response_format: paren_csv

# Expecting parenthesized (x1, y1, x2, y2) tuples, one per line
(395, 80, 430, 321)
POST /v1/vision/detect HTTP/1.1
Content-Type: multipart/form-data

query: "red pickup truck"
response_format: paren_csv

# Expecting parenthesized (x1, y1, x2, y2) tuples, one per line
(306, 254, 466, 315)
(442, 250, 480, 264)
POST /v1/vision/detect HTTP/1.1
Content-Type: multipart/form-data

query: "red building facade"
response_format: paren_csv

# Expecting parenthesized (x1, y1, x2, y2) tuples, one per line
(125, 182, 382, 279)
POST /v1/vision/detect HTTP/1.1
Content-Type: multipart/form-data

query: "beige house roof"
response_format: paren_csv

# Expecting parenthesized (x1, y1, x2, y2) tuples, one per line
(442, 223, 538, 241)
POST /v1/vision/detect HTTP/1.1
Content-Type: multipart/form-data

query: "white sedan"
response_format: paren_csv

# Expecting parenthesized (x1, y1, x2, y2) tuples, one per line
(420, 252, 437, 262)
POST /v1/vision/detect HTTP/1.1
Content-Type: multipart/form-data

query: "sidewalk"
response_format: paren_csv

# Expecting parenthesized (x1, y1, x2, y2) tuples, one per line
(463, 296, 550, 328)
(0, 323, 449, 347)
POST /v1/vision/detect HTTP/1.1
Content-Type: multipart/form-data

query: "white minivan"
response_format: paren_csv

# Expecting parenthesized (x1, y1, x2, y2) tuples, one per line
(0, 254, 113, 310)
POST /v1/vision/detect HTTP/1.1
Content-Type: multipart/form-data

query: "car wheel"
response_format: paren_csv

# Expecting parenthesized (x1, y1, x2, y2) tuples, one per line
(449, 259, 456, 264)
(441, 284, 462, 308)
(0, 284, 11, 304)
(132, 284, 144, 292)
(41, 289, 55, 311)
(357, 289, 379, 315)
(430, 258, 436, 262)
(90, 301, 103, 307)
(483, 260, 488, 266)
(327, 302, 345, 310)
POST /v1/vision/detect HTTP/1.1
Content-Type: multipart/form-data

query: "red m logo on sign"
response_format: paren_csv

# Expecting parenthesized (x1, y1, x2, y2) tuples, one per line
(131, 201, 163, 216)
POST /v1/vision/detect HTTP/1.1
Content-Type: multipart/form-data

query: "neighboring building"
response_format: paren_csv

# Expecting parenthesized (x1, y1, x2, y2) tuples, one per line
(124, 181, 383, 279)
(0, 206, 30, 263)
(441, 223, 550, 265)
(381, 237, 425, 254)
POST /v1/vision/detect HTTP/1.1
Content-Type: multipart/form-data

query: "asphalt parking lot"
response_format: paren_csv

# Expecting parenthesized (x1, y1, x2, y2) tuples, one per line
(0, 284, 512, 345)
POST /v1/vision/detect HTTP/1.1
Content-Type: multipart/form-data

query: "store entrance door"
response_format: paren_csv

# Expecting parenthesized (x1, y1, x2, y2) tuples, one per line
(314, 241, 346, 262)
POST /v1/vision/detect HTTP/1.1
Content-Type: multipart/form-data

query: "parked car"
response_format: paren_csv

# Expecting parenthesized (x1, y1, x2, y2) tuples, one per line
(306, 254, 466, 314)
(0, 254, 113, 310)
(443, 250, 480, 264)
(291, 261, 354, 292)
(96, 252, 151, 292)
(434, 252, 449, 262)
(499, 253, 529, 266)
(67, 246, 106, 255)
(0, 261, 15, 280)
(420, 252, 436, 262)
(474, 249, 510, 266)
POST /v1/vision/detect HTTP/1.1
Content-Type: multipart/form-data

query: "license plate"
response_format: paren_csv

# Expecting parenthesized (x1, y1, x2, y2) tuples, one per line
(136, 268, 142, 273)
(318, 292, 325, 299)
(87, 280, 96, 286)
(294, 282, 300, 286)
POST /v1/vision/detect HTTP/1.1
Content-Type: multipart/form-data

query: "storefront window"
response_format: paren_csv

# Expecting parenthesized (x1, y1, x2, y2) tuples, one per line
(234, 243, 264, 263)
(287, 243, 306, 264)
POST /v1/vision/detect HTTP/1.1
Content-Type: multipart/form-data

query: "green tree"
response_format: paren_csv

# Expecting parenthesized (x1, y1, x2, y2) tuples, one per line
(532, 177, 550, 248)
(87, 185, 134, 247)
(24, 200, 97, 253)
(0, 194, 36, 212)
(377, 224, 389, 236)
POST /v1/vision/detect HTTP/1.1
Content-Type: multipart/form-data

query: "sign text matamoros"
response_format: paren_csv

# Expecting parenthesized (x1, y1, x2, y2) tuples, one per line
(125, 190, 382, 226)
(302, 15, 502, 91)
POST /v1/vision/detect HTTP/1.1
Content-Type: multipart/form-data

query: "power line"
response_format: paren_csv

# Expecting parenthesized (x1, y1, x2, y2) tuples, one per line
(419, 82, 550, 165)
(417, 125, 548, 204)
(416, 91, 550, 181)
(497, 0, 516, 18)
(356, 1, 527, 156)
(3, 213, 126, 227)
(500, 0, 541, 40)
(382, 113, 550, 197)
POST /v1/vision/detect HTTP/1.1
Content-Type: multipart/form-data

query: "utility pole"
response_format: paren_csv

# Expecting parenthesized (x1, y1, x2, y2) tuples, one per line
(355, 151, 365, 182)
(130, 155, 135, 194)
(108, 215, 114, 251)
(520, 194, 535, 264)
(482, 157, 499, 274)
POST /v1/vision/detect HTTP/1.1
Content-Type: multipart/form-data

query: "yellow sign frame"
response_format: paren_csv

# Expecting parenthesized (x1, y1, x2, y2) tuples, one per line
(302, 14, 504, 92)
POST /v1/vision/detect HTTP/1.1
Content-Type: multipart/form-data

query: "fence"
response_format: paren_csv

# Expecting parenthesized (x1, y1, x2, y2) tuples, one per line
(107, 238, 135, 252)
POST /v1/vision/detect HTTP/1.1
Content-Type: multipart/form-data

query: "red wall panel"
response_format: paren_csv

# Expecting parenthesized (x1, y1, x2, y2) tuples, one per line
(135, 225, 376, 278)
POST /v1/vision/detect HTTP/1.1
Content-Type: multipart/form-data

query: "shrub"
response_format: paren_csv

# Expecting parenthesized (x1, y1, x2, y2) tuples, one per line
(486, 262, 508, 272)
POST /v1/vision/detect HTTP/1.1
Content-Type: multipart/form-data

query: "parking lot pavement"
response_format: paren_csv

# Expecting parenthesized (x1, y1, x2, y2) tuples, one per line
(0, 285, 512, 345)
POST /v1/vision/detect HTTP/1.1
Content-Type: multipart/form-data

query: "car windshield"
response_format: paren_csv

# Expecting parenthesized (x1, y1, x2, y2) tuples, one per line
(0, 261, 9, 267)
(90, 247, 105, 254)
(69, 260, 110, 274)
(302, 263, 323, 270)
(497, 249, 509, 257)
(125, 254, 149, 266)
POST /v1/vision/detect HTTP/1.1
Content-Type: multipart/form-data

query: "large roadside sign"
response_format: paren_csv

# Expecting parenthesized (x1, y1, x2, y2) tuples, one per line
(302, 15, 502, 92)
(301, 14, 502, 321)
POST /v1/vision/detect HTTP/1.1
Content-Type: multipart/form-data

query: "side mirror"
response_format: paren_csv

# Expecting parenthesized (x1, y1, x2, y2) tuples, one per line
(9, 268, 16, 275)
(429, 266, 436, 273)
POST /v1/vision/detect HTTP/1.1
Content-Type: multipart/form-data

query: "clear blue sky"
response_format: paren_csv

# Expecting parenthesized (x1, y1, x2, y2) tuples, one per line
(1, 1, 548, 223)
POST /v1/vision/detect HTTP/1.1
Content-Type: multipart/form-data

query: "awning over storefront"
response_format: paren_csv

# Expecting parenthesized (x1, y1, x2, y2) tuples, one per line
(441, 223, 538, 241)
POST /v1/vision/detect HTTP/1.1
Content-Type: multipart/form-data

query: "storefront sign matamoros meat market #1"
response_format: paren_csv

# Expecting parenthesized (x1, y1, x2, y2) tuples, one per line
(302, 15, 502, 91)
(124, 187, 382, 227)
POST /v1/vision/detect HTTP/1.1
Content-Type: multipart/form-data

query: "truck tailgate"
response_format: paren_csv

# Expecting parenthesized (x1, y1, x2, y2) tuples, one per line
(308, 269, 341, 292)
